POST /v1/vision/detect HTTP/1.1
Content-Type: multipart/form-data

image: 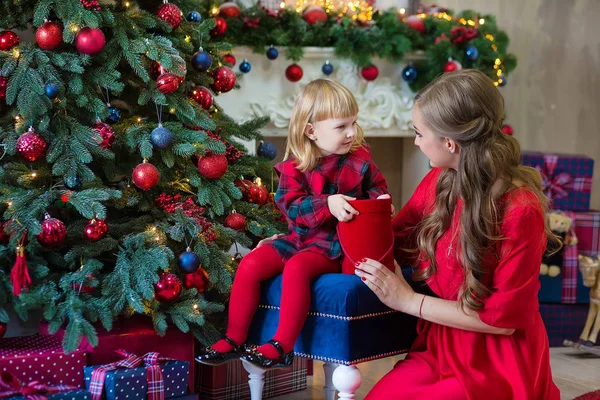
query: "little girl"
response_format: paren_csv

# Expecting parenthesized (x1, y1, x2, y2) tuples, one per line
(196, 78, 390, 369)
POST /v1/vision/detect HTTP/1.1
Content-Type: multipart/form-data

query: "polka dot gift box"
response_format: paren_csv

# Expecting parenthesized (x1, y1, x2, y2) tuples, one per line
(83, 353, 188, 400)
(0, 334, 88, 388)
(0, 371, 91, 400)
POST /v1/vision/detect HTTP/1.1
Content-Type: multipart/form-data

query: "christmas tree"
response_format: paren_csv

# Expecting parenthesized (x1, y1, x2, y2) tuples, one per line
(0, 0, 285, 353)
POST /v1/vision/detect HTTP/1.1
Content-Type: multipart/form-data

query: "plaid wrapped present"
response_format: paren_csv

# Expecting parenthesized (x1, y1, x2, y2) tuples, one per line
(195, 358, 307, 400)
(83, 351, 188, 400)
(574, 211, 600, 257)
(539, 303, 589, 346)
(0, 371, 90, 400)
(521, 152, 594, 211)
(0, 335, 88, 388)
(169, 396, 197, 400)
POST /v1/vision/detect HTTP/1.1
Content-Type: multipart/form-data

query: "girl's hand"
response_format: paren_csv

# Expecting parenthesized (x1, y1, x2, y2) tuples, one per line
(377, 194, 395, 215)
(327, 194, 358, 222)
(254, 233, 285, 250)
(355, 259, 416, 313)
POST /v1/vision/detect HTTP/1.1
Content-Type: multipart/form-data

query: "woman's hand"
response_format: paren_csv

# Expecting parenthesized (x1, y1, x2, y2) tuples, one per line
(376, 194, 395, 215)
(355, 259, 417, 313)
(254, 233, 285, 250)
(327, 194, 358, 222)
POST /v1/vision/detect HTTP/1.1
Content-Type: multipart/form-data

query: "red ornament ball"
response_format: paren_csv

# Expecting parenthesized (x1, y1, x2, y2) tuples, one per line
(84, 218, 108, 241)
(0, 31, 19, 51)
(157, 2, 182, 29)
(75, 27, 105, 55)
(156, 72, 180, 94)
(36, 22, 64, 50)
(198, 154, 228, 179)
(132, 161, 160, 191)
(154, 273, 182, 303)
(0, 322, 6, 339)
(191, 86, 213, 110)
(93, 120, 115, 150)
(404, 15, 425, 34)
(72, 274, 96, 294)
(17, 128, 47, 162)
(37, 215, 67, 249)
(0, 76, 7, 105)
(303, 7, 328, 25)
(150, 61, 167, 80)
(248, 183, 269, 206)
(0, 221, 10, 245)
(443, 60, 462, 73)
(211, 17, 228, 36)
(183, 267, 209, 292)
(285, 64, 303, 82)
(361, 65, 379, 81)
(219, 2, 241, 18)
(222, 54, 236, 67)
(225, 212, 246, 231)
(502, 124, 514, 136)
(234, 179, 253, 199)
(211, 66, 236, 93)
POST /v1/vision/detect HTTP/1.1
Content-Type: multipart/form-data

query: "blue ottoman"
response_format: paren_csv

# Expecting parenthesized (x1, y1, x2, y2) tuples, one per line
(244, 269, 420, 399)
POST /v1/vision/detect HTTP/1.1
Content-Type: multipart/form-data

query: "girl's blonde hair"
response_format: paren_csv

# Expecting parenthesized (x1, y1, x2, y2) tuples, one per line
(284, 78, 365, 171)
(412, 69, 558, 311)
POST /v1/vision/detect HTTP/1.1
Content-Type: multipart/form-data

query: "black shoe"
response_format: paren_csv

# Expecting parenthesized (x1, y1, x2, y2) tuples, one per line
(578, 338, 596, 347)
(240, 339, 294, 370)
(195, 335, 246, 366)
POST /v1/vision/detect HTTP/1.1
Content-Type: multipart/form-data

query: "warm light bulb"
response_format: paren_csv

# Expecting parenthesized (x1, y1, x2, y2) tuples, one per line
(479, 18, 485, 25)
(211, 7, 219, 15)
(399, 8, 405, 14)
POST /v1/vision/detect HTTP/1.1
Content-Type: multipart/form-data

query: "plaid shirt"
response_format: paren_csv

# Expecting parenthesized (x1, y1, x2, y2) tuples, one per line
(270, 145, 389, 261)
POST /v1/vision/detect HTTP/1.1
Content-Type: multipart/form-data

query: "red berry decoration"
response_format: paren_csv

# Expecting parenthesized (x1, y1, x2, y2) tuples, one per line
(80, 0, 101, 11)
(0, 322, 6, 339)
(219, 2, 241, 18)
(211, 66, 236, 93)
(132, 160, 160, 191)
(404, 15, 425, 34)
(361, 65, 379, 81)
(0, 76, 7, 105)
(0, 221, 10, 245)
(0, 31, 19, 51)
(84, 218, 108, 241)
(225, 211, 246, 231)
(17, 127, 47, 162)
(303, 7, 328, 24)
(156, 72, 180, 94)
(36, 22, 63, 50)
(191, 86, 213, 110)
(197, 154, 228, 179)
(502, 124, 514, 136)
(183, 267, 209, 292)
(157, 2, 182, 29)
(285, 64, 303, 82)
(222, 54, 236, 67)
(443, 59, 462, 73)
(154, 272, 182, 303)
(75, 27, 105, 55)
(37, 214, 67, 249)
(211, 17, 228, 36)
(93, 120, 115, 150)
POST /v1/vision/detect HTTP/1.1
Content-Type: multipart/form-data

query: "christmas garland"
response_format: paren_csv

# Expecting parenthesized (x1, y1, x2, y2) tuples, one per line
(200, 2, 517, 91)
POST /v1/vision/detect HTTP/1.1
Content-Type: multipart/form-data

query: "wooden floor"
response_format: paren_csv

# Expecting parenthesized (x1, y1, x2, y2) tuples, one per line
(274, 347, 600, 400)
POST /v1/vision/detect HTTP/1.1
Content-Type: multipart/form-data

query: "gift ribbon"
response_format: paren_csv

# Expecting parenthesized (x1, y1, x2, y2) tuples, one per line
(534, 154, 592, 201)
(0, 371, 78, 400)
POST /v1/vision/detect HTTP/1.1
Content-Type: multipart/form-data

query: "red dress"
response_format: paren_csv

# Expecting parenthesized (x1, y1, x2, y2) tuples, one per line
(368, 168, 560, 400)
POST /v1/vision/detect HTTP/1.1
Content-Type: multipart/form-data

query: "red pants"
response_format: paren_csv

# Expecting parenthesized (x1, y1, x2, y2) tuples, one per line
(225, 245, 340, 353)
(366, 357, 467, 400)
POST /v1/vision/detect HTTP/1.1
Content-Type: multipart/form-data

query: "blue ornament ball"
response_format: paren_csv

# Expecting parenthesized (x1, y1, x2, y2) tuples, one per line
(107, 107, 121, 124)
(401, 65, 418, 83)
(257, 141, 277, 160)
(64, 175, 82, 190)
(187, 11, 202, 22)
(266, 46, 278, 60)
(45, 83, 59, 99)
(465, 45, 479, 61)
(239, 59, 251, 73)
(192, 51, 212, 71)
(322, 61, 334, 76)
(499, 74, 507, 87)
(151, 125, 173, 149)
(178, 250, 200, 274)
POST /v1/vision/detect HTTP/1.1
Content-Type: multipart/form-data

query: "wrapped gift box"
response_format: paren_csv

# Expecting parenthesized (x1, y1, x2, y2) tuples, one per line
(195, 357, 307, 400)
(0, 334, 87, 388)
(574, 211, 600, 257)
(521, 152, 593, 212)
(539, 303, 589, 346)
(40, 316, 194, 391)
(83, 360, 188, 400)
(4, 389, 90, 400)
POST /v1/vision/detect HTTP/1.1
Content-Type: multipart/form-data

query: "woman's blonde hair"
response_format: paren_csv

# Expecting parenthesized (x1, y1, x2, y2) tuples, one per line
(284, 78, 365, 171)
(413, 70, 558, 311)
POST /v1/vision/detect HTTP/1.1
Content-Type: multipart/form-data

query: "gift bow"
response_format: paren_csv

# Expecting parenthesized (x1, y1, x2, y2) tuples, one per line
(535, 154, 573, 200)
(89, 350, 173, 400)
(0, 371, 78, 400)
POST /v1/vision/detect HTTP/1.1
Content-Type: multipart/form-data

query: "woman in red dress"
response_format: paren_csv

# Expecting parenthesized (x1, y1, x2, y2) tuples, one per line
(356, 70, 560, 400)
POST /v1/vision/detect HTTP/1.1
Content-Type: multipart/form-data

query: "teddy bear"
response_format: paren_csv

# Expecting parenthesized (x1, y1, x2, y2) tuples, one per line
(540, 212, 578, 278)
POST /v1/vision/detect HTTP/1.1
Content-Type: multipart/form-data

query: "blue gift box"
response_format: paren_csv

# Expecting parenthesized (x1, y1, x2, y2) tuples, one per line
(6, 390, 91, 400)
(83, 361, 188, 400)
